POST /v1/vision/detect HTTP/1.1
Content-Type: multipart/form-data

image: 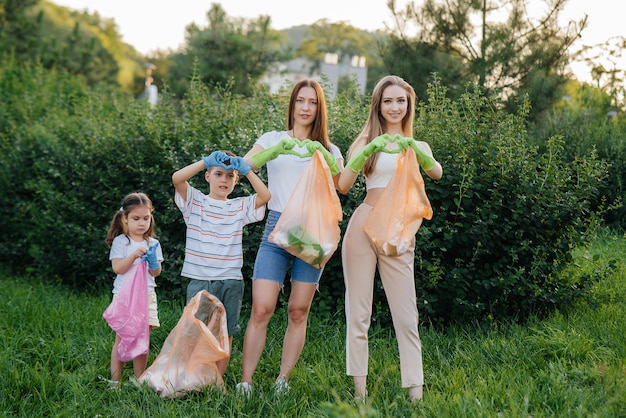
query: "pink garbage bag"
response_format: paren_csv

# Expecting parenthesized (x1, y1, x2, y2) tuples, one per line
(102, 261, 150, 362)
(139, 290, 229, 398)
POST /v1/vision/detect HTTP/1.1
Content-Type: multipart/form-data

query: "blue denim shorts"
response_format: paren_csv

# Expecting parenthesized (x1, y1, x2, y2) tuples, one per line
(252, 210, 324, 286)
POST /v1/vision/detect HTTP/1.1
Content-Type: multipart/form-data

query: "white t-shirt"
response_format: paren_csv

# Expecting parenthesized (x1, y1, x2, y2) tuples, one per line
(257, 131, 343, 212)
(175, 184, 265, 281)
(109, 235, 163, 294)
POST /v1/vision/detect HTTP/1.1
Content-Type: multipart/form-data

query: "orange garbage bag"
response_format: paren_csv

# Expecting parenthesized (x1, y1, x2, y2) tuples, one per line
(363, 147, 433, 256)
(138, 290, 229, 398)
(269, 150, 342, 269)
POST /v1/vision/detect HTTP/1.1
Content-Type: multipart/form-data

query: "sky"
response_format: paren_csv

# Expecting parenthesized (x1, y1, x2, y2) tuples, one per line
(53, 0, 623, 82)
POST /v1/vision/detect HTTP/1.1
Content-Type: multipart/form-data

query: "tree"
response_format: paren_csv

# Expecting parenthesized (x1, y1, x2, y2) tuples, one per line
(0, 0, 41, 61)
(298, 20, 371, 70)
(166, 3, 289, 98)
(385, 0, 587, 117)
(0, 0, 122, 88)
(296, 20, 389, 93)
(380, 36, 466, 102)
(575, 36, 626, 110)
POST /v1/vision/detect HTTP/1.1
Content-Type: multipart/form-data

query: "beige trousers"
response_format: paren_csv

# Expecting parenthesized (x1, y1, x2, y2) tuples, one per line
(342, 203, 424, 388)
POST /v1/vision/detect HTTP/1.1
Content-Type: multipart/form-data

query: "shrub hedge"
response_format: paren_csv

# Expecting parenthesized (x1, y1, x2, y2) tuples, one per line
(0, 64, 609, 325)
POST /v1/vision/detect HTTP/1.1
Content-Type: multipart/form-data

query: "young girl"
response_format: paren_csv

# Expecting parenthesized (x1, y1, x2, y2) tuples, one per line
(105, 192, 163, 388)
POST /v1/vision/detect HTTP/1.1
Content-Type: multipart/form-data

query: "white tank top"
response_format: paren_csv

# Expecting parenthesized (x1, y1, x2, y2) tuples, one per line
(365, 152, 398, 190)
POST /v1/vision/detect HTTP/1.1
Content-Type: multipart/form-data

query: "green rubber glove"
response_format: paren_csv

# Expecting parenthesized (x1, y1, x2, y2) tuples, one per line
(303, 140, 340, 176)
(346, 134, 390, 173)
(398, 137, 437, 170)
(250, 138, 297, 168)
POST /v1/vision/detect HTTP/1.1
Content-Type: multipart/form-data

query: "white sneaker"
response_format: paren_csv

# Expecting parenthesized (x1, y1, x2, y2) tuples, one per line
(129, 376, 142, 388)
(236, 382, 252, 397)
(274, 378, 290, 395)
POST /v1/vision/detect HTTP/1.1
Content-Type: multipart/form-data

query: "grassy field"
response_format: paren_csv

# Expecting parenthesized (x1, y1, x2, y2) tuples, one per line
(2, 229, 625, 417)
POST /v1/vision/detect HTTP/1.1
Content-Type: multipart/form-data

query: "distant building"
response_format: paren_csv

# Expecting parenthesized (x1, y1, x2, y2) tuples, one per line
(262, 54, 367, 97)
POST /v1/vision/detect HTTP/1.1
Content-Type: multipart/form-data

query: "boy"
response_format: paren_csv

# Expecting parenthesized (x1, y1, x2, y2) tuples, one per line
(172, 151, 270, 377)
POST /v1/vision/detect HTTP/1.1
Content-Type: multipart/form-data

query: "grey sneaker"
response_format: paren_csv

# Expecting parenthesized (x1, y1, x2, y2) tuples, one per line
(236, 382, 252, 397)
(274, 378, 290, 395)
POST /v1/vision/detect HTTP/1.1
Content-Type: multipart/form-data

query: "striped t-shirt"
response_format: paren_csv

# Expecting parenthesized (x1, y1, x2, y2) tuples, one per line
(175, 185, 265, 281)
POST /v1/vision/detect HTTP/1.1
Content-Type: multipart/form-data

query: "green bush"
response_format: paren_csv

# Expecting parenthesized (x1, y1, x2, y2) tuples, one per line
(411, 81, 608, 324)
(529, 104, 626, 229)
(0, 64, 608, 324)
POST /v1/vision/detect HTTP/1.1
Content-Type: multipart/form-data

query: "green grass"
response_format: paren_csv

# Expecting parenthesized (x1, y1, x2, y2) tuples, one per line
(2, 229, 626, 417)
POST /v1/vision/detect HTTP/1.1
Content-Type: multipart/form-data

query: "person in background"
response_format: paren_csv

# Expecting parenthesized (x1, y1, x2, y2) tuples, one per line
(105, 192, 163, 388)
(337, 75, 443, 402)
(172, 150, 270, 377)
(237, 79, 344, 395)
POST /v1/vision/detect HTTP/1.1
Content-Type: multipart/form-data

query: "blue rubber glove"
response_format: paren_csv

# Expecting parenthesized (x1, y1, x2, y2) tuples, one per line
(230, 156, 251, 175)
(346, 134, 390, 173)
(303, 140, 340, 176)
(142, 242, 160, 270)
(397, 137, 437, 170)
(203, 151, 231, 170)
(250, 138, 297, 168)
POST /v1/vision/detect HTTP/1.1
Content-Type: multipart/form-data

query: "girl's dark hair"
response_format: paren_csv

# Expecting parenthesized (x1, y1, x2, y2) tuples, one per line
(287, 79, 332, 151)
(105, 192, 156, 248)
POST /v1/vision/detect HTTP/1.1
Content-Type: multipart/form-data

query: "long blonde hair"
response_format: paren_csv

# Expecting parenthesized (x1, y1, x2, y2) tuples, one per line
(105, 192, 156, 248)
(349, 75, 416, 176)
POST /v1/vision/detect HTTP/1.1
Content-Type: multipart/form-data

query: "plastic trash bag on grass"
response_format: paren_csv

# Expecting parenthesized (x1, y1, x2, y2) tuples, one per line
(269, 150, 342, 269)
(102, 261, 149, 362)
(363, 147, 433, 256)
(139, 290, 229, 398)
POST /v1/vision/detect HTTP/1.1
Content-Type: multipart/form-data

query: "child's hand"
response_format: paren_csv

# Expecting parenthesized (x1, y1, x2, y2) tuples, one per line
(142, 242, 160, 270)
(133, 247, 148, 260)
(230, 156, 251, 175)
(203, 151, 230, 170)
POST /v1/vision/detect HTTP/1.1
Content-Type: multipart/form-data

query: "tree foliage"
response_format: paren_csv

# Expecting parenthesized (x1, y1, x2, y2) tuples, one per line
(0, 0, 41, 61)
(295, 20, 389, 92)
(165, 3, 289, 98)
(384, 0, 587, 117)
(0, 0, 130, 88)
(530, 80, 626, 228)
(298, 20, 371, 69)
(0, 63, 608, 325)
(574, 35, 626, 110)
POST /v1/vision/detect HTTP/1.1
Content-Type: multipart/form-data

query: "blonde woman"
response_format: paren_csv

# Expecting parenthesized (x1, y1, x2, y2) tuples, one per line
(338, 75, 442, 402)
